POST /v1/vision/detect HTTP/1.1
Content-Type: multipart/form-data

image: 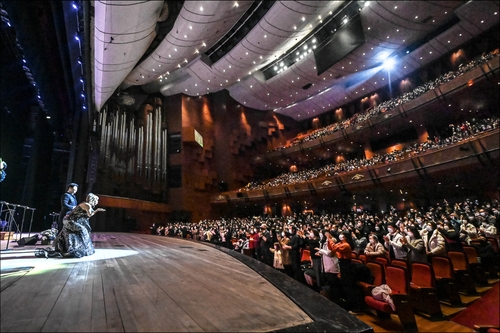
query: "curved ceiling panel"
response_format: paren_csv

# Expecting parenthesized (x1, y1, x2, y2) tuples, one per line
(92, 1, 499, 121)
(147, 1, 343, 98)
(123, 1, 254, 86)
(94, 0, 165, 111)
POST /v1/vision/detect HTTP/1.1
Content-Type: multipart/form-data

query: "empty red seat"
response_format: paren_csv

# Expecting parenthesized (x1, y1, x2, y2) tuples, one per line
(431, 256, 463, 307)
(409, 262, 443, 319)
(359, 261, 385, 296)
(448, 251, 478, 295)
(365, 265, 417, 332)
(463, 246, 489, 285)
(358, 253, 367, 264)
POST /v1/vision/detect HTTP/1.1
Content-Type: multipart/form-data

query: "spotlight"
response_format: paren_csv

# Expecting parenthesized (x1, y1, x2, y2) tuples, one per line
(383, 57, 396, 70)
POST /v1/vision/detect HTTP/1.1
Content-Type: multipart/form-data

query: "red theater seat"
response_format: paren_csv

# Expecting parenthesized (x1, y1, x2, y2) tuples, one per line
(431, 256, 463, 307)
(365, 265, 417, 332)
(409, 262, 443, 319)
(448, 251, 478, 295)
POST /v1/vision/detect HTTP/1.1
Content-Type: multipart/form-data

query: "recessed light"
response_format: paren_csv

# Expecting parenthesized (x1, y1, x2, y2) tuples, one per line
(200, 6, 203, 11)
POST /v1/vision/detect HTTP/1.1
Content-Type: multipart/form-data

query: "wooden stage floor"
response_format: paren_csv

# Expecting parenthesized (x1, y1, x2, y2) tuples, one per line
(0, 232, 371, 332)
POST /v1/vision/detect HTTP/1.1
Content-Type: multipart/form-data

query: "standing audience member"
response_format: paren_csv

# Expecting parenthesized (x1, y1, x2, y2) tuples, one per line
(269, 242, 285, 273)
(260, 224, 273, 266)
(278, 230, 293, 277)
(314, 229, 340, 287)
(304, 229, 322, 288)
(401, 226, 428, 263)
(437, 219, 463, 252)
(422, 221, 446, 256)
(364, 234, 386, 261)
(283, 225, 305, 283)
(460, 217, 478, 244)
(383, 223, 408, 260)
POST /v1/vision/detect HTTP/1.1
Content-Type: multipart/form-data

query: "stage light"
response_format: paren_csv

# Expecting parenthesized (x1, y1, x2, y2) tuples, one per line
(383, 57, 396, 70)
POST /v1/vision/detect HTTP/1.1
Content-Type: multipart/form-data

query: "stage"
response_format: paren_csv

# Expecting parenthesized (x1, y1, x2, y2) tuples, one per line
(0, 232, 372, 332)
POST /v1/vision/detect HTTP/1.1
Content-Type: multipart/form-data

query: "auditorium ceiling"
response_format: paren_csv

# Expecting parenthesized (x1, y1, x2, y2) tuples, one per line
(92, 0, 499, 120)
(1, 1, 499, 137)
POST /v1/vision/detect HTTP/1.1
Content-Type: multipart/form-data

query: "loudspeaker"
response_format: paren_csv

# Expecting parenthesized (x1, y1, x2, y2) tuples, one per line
(17, 236, 38, 246)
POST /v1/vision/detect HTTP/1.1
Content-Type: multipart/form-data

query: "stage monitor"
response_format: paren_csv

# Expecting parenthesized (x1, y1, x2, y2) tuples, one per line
(313, 15, 365, 76)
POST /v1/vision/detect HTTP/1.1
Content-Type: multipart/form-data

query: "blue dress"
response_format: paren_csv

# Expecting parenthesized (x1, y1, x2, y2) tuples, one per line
(54, 205, 95, 258)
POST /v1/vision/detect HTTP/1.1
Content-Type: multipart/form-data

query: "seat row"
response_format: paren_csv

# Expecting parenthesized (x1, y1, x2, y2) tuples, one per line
(357, 249, 498, 332)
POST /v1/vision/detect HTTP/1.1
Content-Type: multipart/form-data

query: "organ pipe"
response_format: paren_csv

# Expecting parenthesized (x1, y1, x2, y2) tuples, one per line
(94, 100, 168, 192)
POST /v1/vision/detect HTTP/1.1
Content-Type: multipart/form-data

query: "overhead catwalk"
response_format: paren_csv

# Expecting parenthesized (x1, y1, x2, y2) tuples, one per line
(0, 232, 372, 332)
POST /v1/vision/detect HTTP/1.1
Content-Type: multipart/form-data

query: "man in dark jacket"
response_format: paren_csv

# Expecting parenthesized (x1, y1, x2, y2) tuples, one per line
(283, 225, 305, 283)
(58, 183, 78, 233)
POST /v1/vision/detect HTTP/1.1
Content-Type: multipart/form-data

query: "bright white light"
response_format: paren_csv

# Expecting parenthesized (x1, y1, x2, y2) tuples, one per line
(383, 58, 396, 70)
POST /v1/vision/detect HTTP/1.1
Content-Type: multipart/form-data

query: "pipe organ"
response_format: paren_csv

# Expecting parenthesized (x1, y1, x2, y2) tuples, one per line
(95, 98, 168, 194)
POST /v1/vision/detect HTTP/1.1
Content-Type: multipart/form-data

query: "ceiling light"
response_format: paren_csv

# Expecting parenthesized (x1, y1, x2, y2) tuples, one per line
(234, 2, 239, 8)
(301, 17, 305, 21)
(200, 6, 203, 11)
(264, 35, 267, 38)
(202, 42, 206, 47)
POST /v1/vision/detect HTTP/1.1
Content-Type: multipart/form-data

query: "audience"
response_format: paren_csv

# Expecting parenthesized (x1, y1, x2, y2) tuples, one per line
(269, 49, 499, 152)
(241, 116, 499, 191)
(146, 51, 500, 313)
(155, 197, 499, 312)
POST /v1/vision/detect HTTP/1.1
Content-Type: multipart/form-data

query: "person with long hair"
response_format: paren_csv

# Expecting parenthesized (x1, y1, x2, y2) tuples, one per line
(401, 225, 428, 263)
(37, 193, 105, 258)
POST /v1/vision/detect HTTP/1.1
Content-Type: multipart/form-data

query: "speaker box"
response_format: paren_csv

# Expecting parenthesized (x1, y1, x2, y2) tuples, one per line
(17, 236, 38, 246)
